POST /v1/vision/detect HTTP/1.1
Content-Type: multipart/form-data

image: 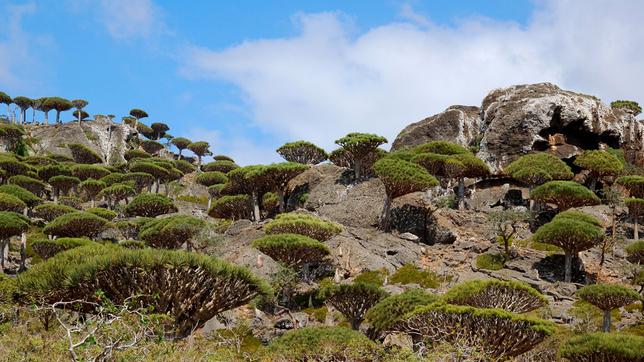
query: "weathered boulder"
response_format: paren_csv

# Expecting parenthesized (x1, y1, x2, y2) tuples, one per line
(391, 105, 481, 151)
(26, 120, 136, 165)
(478, 83, 644, 171)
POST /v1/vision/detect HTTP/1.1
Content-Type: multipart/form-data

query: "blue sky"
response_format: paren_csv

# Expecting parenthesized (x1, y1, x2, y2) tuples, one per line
(1, 1, 643, 164)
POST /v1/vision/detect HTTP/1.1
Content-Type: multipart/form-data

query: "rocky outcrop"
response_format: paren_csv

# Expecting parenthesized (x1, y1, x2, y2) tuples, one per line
(391, 105, 481, 151)
(25, 120, 136, 165)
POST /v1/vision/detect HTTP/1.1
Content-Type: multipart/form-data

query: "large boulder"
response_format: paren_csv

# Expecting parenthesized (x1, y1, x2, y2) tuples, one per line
(478, 83, 643, 171)
(391, 105, 481, 151)
(26, 120, 136, 165)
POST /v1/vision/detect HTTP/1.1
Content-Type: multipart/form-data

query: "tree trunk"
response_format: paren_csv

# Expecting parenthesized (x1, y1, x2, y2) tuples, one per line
(53, 188, 58, 203)
(55, 110, 61, 124)
(634, 217, 639, 240)
(155, 179, 160, 193)
(504, 238, 510, 263)
(564, 250, 573, 283)
(178, 149, 182, 160)
(589, 178, 597, 192)
(277, 189, 286, 213)
(77, 110, 81, 125)
(44, 110, 48, 125)
(197, 156, 202, 172)
(207, 196, 212, 211)
(457, 177, 465, 210)
(0, 239, 7, 270)
(379, 195, 392, 231)
(32, 108, 35, 123)
(354, 160, 362, 181)
(603, 310, 611, 332)
(19, 232, 27, 272)
(164, 181, 170, 196)
(350, 318, 361, 331)
(252, 191, 261, 222)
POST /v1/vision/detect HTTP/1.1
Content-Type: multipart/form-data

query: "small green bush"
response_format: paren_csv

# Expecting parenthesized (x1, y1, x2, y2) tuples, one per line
(43, 212, 111, 238)
(195, 171, 228, 187)
(319, 282, 388, 330)
(560, 332, 644, 361)
(32, 203, 77, 222)
(252, 233, 329, 268)
(611, 100, 642, 115)
(476, 253, 505, 271)
(625, 240, 644, 264)
(71, 164, 111, 181)
(125, 193, 177, 217)
(0, 193, 26, 213)
(67, 143, 102, 164)
(0, 184, 41, 207)
(138, 215, 205, 249)
(389, 263, 445, 288)
(86, 207, 118, 221)
(365, 289, 438, 333)
(264, 213, 342, 241)
(202, 160, 238, 173)
(443, 279, 547, 313)
(208, 194, 251, 220)
(354, 269, 389, 286)
(31, 237, 95, 259)
(8, 175, 46, 195)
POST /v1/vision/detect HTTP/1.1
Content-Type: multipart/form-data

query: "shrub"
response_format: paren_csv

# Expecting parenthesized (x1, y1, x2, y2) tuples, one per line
(208, 194, 252, 220)
(79, 178, 106, 204)
(267, 326, 382, 362)
(533, 211, 605, 282)
(443, 279, 547, 313)
(8, 175, 46, 195)
(397, 303, 554, 359)
(86, 207, 117, 221)
(138, 215, 205, 249)
(252, 233, 329, 268)
(611, 100, 642, 115)
(43, 212, 111, 238)
(505, 152, 573, 187)
(264, 213, 342, 241)
(15, 244, 271, 337)
(0, 184, 40, 207)
(625, 240, 644, 264)
(32, 203, 76, 222)
(334, 132, 388, 180)
(530, 181, 600, 210)
(365, 289, 438, 333)
(389, 263, 444, 288)
(203, 160, 238, 173)
(118, 240, 146, 249)
(576, 284, 640, 332)
(125, 193, 177, 217)
(71, 164, 111, 181)
(170, 137, 191, 158)
(319, 282, 387, 329)
(67, 143, 102, 164)
(31, 237, 95, 259)
(0, 193, 26, 213)
(276, 140, 327, 164)
(373, 157, 438, 230)
(560, 332, 644, 362)
(476, 253, 505, 270)
(116, 218, 153, 240)
(123, 172, 155, 192)
(99, 183, 135, 208)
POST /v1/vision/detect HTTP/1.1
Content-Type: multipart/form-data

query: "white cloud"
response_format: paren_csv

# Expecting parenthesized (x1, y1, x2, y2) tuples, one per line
(180, 0, 644, 154)
(95, 0, 164, 40)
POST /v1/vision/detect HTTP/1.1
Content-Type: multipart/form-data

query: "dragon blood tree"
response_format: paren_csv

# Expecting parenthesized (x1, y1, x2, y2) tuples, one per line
(208, 194, 252, 221)
(276, 140, 327, 165)
(574, 150, 624, 191)
(252, 233, 329, 269)
(334, 132, 388, 181)
(530, 181, 600, 211)
(442, 279, 547, 313)
(15, 244, 271, 337)
(560, 332, 644, 362)
(263, 212, 342, 241)
(533, 211, 604, 282)
(373, 157, 438, 231)
(125, 193, 177, 217)
(187, 141, 211, 171)
(319, 282, 388, 330)
(43, 212, 111, 239)
(625, 198, 644, 240)
(395, 303, 554, 359)
(576, 284, 640, 332)
(195, 171, 228, 210)
(138, 215, 205, 250)
(264, 162, 309, 212)
(625, 240, 644, 264)
(0, 211, 29, 271)
(365, 289, 439, 335)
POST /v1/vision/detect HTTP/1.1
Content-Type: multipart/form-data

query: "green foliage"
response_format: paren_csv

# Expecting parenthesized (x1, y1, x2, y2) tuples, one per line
(476, 253, 505, 270)
(319, 282, 388, 329)
(264, 212, 342, 241)
(124, 149, 151, 161)
(268, 326, 381, 362)
(365, 289, 438, 333)
(99, 183, 135, 200)
(67, 143, 102, 164)
(616, 175, 644, 198)
(86, 207, 118, 220)
(187, 141, 211, 157)
(625, 240, 644, 264)
(574, 150, 624, 178)
(442, 279, 547, 313)
(373, 157, 438, 198)
(411, 140, 470, 155)
(0, 154, 31, 176)
(7, 175, 45, 195)
(252, 233, 330, 268)
(48, 175, 80, 195)
(576, 284, 640, 311)
(139, 215, 205, 249)
(150, 122, 169, 140)
(389, 263, 445, 288)
(277, 140, 327, 164)
(505, 153, 573, 186)
(32, 203, 76, 222)
(58, 195, 83, 209)
(79, 178, 106, 199)
(0, 211, 29, 239)
(128, 160, 168, 179)
(611, 100, 642, 115)
(71, 164, 110, 181)
(334, 132, 388, 179)
(531, 181, 600, 210)
(140, 140, 164, 154)
(99, 172, 126, 186)
(129, 108, 148, 120)
(118, 239, 147, 249)
(43, 212, 111, 238)
(354, 269, 388, 286)
(36, 164, 70, 181)
(533, 212, 604, 253)
(173, 159, 195, 174)
(560, 332, 644, 361)
(0, 184, 40, 207)
(195, 171, 228, 187)
(16, 244, 271, 336)
(0, 193, 26, 213)
(170, 137, 191, 151)
(125, 193, 177, 217)
(31, 237, 95, 259)
(625, 198, 644, 218)
(208, 194, 252, 220)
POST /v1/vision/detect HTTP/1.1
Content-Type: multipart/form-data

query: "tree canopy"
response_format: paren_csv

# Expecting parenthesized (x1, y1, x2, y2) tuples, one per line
(252, 233, 330, 268)
(277, 140, 327, 164)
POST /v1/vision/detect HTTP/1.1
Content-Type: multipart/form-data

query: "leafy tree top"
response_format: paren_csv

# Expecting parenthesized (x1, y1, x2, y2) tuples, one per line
(373, 157, 438, 199)
(195, 171, 228, 187)
(574, 150, 624, 177)
(560, 332, 644, 362)
(170, 137, 191, 150)
(43, 211, 111, 238)
(0, 184, 41, 207)
(37, 164, 70, 181)
(505, 152, 573, 186)
(213, 155, 234, 162)
(136, 123, 155, 139)
(99, 183, 136, 199)
(335, 133, 387, 156)
(611, 100, 642, 115)
(252, 233, 330, 268)
(48, 175, 81, 190)
(203, 160, 238, 173)
(0, 192, 27, 213)
(99, 172, 126, 186)
(265, 162, 309, 189)
(140, 140, 164, 154)
(150, 122, 169, 139)
(264, 212, 342, 241)
(67, 143, 102, 164)
(138, 215, 205, 249)
(42, 97, 72, 112)
(125, 193, 178, 217)
(411, 140, 470, 155)
(0, 211, 29, 239)
(616, 175, 644, 198)
(554, 210, 604, 227)
(277, 140, 328, 164)
(12, 96, 32, 109)
(129, 109, 148, 119)
(576, 284, 640, 311)
(128, 160, 169, 179)
(71, 99, 88, 110)
(71, 164, 111, 181)
(208, 194, 251, 220)
(533, 212, 604, 253)
(173, 159, 195, 174)
(624, 197, 644, 215)
(86, 207, 118, 221)
(32, 203, 77, 222)
(365, 289, 438, 333)
(187, 141, 211, 157)
(530, 180, 600, 210)
(442, 279, 547, 313)
(9, 175, 46, 194)
(625, 240, 644, 264)
(0, 154, 31, 176)
(0, 91, 11, 105)
(31, 237, 95, 259)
